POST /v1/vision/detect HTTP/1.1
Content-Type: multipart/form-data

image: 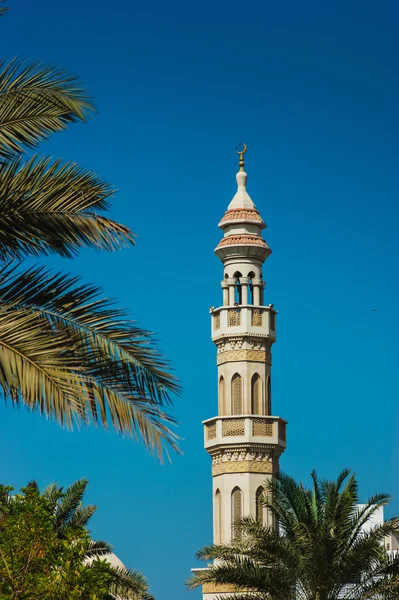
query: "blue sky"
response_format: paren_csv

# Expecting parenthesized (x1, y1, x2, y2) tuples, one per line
(1, 0, 398, 598)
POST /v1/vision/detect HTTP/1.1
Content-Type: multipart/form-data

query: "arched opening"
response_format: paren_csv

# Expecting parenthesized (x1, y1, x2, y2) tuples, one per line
(215, 489, 222, 543)
(231, 487, 242, 540)
(231, 373, 243, 415)
(233, 271, 242, 304)
(256, 487, 265, 525)
(267, 375, 272, 414)
(219, 376, 226, 415)
(251, 373, 262, 415)
(248, 271, 255, 305)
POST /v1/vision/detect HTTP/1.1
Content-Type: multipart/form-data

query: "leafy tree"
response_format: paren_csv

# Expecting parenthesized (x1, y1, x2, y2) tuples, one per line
(0, 482, 154, 600)
(0, 7, 179, 460)
(0, 484, 113, 599)
(188, 470, 399, 600)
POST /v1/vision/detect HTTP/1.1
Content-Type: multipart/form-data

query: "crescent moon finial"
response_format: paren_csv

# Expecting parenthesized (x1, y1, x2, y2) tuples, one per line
(236, 142, 247, 171)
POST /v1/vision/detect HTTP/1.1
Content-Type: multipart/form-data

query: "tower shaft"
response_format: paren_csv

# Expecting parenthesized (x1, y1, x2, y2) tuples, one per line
(195, 149, 287, 599)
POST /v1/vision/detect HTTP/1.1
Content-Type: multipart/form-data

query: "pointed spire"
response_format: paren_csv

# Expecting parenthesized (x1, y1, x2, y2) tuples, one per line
(228, 143, 256, 210)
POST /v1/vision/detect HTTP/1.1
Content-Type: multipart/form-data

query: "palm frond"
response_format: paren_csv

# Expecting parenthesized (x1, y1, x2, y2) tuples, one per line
(0, 264, 180, 459)
(108, 567, 154, 600)
(52, 479, 96, 536)
(42, 482, 64, 512)
(0, 155, 135, 260)
(0, 58, 94, 157)
(192, 470, 399, 600)
(85, 539, 113, 559)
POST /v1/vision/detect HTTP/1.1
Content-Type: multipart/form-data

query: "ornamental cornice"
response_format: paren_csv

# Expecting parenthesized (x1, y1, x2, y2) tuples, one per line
(213, 331, 274, 342)
(207, 441, 285, 460)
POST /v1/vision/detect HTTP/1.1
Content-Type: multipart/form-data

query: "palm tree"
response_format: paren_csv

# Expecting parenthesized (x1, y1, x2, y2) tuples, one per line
(42, 479, 95, 534)
(28, 479, 154, 599)
(0, 11, 180, 459)
(188, 470, 399, 600)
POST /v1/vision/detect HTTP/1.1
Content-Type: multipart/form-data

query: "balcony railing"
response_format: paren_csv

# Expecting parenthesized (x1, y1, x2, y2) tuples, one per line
(204, 415, 287, 447)
(211, 305, 276, 338)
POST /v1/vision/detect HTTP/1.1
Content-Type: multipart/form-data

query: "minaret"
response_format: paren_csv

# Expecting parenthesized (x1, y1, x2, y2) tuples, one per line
(198, 145, 287, 598)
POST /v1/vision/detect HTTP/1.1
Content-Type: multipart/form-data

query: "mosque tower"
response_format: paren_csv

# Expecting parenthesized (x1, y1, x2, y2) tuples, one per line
(197, 145, 287, 598)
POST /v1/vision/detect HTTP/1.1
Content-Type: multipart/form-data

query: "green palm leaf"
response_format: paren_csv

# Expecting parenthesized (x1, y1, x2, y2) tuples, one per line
(107, 567, 155, 600)
(0, 265, 180, 459)
(189, 470, 399, 600)
(0, 58, 94, 157)
(0, 155, 135, 259)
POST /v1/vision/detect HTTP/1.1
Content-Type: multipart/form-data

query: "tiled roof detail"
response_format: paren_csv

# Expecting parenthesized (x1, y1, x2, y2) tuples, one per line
(216, 235, 268, 248)
(219, 209, 263, 224)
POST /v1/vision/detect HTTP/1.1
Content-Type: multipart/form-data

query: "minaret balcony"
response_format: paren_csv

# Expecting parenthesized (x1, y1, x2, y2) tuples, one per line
(211, 305, 276, 341)
(203, 415, 287, 451)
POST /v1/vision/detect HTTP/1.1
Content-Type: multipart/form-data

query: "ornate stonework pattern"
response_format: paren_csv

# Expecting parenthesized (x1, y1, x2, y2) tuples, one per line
(213, 313, 220, 330)
(229, 337, 244, 350)
(228, 309, 241, 326)
(231, 374, 243, 415)
(217, 349, 272, 365)
(216, 337, 267, 353)
(247, 338, 265, 351)
(211, 446, 274, 463)
(222, 419, 245, 436)
(206, 423, 216, 440)
(253, 419, 274, 437)
(212, 460, 273, 476)
(251, 307, 263, 326)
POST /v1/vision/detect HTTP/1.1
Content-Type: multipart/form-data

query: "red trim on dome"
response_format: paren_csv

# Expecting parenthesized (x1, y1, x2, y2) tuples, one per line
(219, 208, 263, 224)
(216, 235, 268, 248)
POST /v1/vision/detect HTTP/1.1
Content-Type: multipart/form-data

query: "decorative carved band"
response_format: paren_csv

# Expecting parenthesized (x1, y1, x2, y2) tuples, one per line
(217, 349, 272, 365)
(212, 459, 273, 476)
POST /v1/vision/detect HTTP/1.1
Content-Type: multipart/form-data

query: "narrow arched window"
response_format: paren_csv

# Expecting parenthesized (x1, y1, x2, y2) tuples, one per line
(251, 374, 262, 415)
(233, 271, 242, 304)
(267, 375, 272, 414)
(231, 374, 243, 415)
(231, 487, 242, 540)
(248, 271, 255, 305)
(256, 487, 265, 525)
(215, 489, 222, 543)
(219, 376, 226, 416)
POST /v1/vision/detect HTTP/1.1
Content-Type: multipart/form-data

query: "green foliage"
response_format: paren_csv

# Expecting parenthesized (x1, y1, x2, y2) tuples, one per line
(0, 481, 154, 600)
(188, 470, 399, 600)
(0, 484, 113, 599)
(0, 10, 180, 459)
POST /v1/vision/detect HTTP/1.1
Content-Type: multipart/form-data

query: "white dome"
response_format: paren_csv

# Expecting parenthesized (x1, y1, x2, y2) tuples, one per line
(85, 551, 125, 569)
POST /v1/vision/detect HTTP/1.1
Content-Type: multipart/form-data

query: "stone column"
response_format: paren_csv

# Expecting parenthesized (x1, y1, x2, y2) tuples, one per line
(227, 278, 236, 305)
(252, 278, 263, 306)
(239, 277, 250, 305)
(221, 280, 229, 306)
